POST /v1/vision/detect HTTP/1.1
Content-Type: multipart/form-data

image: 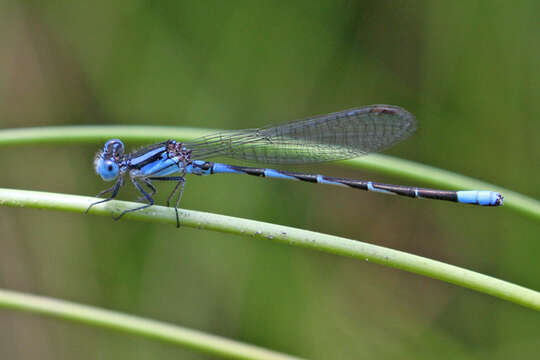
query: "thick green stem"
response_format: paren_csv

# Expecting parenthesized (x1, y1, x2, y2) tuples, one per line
(1, 188, 539, 311)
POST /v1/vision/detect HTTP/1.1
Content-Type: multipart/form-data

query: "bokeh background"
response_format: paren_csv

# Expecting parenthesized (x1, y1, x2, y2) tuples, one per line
(1, 1, 539, 359)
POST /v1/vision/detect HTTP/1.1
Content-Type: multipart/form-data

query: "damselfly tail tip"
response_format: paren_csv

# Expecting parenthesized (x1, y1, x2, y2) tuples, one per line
(457, 190, 504, 206)
(494, 193, 504, 206)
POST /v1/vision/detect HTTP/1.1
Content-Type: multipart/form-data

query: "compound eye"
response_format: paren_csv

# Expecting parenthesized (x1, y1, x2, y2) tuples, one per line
(97, 159, 119, 181)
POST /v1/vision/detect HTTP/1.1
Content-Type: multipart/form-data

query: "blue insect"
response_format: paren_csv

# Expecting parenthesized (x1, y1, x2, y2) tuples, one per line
(87, 105, 503, 227)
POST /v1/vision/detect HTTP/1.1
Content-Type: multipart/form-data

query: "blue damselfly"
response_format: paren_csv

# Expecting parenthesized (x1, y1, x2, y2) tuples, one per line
(87, 105, 503, 227)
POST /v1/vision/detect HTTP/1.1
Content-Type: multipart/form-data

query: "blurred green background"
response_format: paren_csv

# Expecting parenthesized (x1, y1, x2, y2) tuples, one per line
(1, 1, 539, 359)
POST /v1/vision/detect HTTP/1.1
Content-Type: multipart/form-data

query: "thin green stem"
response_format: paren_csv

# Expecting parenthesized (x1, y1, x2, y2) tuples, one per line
(1, 188, 539, 311)
(0, 126, 537, 220)
(0, 287, 301, 360)
(343, 155, 540, 221)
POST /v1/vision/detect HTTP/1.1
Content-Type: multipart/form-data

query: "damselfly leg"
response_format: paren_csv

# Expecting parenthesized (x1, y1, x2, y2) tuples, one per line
(149, 176, 186, 227)
(85, 177, 124, 214)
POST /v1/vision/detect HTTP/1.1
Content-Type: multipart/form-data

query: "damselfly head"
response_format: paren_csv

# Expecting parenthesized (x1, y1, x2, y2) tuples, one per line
(94, 139, 125, 181)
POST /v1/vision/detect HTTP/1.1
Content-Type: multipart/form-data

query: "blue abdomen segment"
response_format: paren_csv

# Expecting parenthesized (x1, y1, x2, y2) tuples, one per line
(263, 169, 297, 180)
(457, 191, 504, 206)
(185, 160, 213, 175)
(212, 163, 244, 174)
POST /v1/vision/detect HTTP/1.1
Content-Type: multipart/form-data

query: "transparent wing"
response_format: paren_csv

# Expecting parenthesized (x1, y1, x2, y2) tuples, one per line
(185, 105, 417, 164)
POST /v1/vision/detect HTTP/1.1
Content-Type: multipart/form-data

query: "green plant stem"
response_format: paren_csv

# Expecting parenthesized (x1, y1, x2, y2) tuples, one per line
(1, 188, 539, 311)
(344, 155, 540, 220)
(0, 126, 538, 220)
(0, 287, 301, 360)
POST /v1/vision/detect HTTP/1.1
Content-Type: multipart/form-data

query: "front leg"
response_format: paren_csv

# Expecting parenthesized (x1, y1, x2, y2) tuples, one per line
(85, 177, 124, 214)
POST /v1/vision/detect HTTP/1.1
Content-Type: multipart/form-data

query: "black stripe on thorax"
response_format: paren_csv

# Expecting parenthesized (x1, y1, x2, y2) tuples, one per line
(127, 145, 168, 169)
